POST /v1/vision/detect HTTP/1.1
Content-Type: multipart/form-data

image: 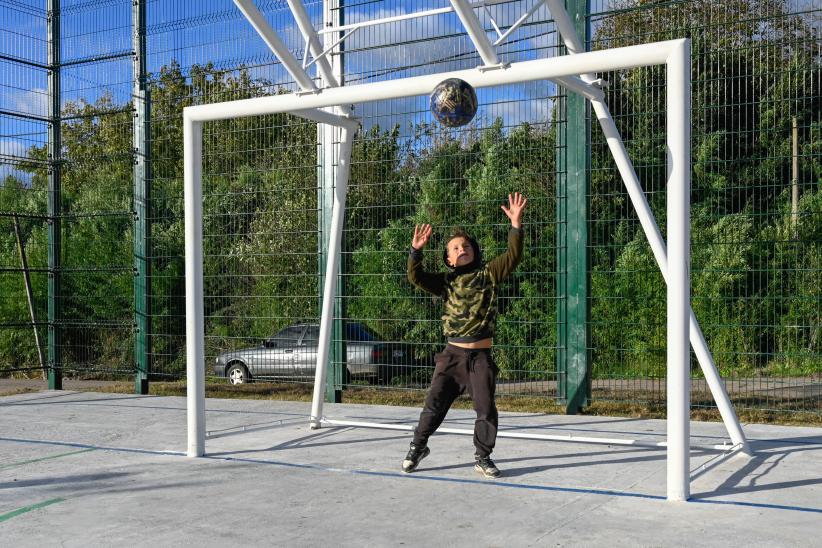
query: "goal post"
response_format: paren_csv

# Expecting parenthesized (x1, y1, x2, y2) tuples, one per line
(666, 39, 693, 502)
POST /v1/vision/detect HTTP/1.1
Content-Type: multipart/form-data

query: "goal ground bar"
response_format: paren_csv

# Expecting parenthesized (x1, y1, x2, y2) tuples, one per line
(319, 418, 741, 452)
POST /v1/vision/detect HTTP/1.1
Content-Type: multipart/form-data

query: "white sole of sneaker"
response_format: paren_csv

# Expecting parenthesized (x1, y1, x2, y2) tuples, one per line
(401, 447, 430, 473)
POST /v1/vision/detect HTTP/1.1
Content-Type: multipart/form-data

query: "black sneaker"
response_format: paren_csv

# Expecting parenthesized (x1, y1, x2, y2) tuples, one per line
(402, 443, 430, 473)
(474, 455, 501, 478)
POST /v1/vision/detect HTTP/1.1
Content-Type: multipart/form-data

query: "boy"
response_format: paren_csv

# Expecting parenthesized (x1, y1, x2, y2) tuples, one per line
(403, 192, 527, 478)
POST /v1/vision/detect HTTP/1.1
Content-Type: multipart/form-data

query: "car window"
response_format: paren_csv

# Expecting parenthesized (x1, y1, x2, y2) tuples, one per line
(300, 324, 376, 343)
(302, 326, 320, 345)
(347, 323, 376, 342)
(273, 325, 305, 344)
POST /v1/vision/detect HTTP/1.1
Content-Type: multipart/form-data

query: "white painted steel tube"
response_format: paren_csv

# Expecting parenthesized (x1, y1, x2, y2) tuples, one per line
(288, 0, 352, 104)
(537, 4, 750, 475)
(542, 0, 596, 82)
(288, 0, 339, 86)
(292, 108, 358, 130)
(184, 118, 205, 457)
(319, 419, 738, 452)
(319, 6, 454, 34)
(185, 41, 679, 122)
(542, 1, 750, 478)
(304, 27, 356, 71)
(590, 99, 749, 455)
(322, 419, 665, 447)
(543, 0, 583, 54)
(318, 0, 514, 34)
(591, 102, 669, 274)
(233, 0, 317, 91)
(553, 76, 603, 102)
(448, 0, 501, 66)
(689, 316, 750, 454)
(310, 125, 356, 428)
(287, 0, 353, 122)
(493, 1, 543, 46)
(666, 40, 691, 502)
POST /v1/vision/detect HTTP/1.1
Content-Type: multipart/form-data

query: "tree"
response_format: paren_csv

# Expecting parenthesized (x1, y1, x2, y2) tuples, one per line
(590, 0, 821, 376)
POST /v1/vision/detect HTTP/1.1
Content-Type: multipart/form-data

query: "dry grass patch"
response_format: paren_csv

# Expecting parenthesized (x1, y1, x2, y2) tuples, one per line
(3, 378, 817, 427)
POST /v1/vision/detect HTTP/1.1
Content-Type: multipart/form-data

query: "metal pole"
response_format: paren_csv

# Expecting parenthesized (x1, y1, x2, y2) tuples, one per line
(320, 418, 738, 452)
(287, 0, 341, 89)
(542, 0, 594, 82)
(666, 39, 691, 502)
(448, 0, 501, 66)
(13, 215, 46, 378)
(133, 0, 151, 395)
(236, 6, 355, 408)
(316, 0, 347, 405)
(47, 0, 62, 390)
(447, 1, 602, 99)
(232, 0, 318, 92)
(319, 0, 516, 34)
(556, 0, 591, 414)
(310, 123, 356, 428)
(317, 118, 344, 404)
(184, 117, 205, 457)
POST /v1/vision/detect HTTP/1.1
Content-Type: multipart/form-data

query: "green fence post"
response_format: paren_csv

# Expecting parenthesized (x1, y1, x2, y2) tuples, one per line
(133, 0, 151, 395)
(320, 0, 346, 404)
(47, 0, 62, 390)
(556, 0, 591, 413)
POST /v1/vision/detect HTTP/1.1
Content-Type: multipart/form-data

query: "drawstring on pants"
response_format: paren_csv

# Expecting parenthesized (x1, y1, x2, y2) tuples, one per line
(467, 351, 478, 372)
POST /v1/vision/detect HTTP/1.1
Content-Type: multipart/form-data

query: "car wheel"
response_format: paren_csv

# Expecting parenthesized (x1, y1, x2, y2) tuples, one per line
(377, 364, 394, 385)
(226, 363, 250, 385)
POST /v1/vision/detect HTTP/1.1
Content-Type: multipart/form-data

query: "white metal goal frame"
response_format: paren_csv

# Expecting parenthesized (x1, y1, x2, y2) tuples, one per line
(184, 0, 751, 502)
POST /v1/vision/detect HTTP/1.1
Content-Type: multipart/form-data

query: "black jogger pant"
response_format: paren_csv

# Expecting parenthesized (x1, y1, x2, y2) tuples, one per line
(412, 344, 499, 457)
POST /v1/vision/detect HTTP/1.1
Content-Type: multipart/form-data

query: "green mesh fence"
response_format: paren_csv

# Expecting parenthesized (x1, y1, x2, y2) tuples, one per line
(1, 1, 49, 378)
(0, 0, 819, 419)
(588, 0, 821, 415)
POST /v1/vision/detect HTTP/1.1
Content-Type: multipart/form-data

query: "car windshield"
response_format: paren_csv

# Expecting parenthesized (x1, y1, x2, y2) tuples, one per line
(300, 323, 377, 343)
(303, 326, 319, 343)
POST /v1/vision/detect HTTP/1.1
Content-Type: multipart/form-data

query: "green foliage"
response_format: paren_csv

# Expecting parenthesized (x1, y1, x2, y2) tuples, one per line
(590, 0, 821, 379)
(348, 120, 557, 377)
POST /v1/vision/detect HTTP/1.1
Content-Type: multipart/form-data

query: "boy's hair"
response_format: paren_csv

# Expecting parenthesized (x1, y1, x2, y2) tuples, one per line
(448, 228, 472, 243)
(443, 228, 482, 268)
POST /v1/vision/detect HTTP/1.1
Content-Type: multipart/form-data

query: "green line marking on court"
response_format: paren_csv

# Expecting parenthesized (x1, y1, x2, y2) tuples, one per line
(0, 447, 96, 471)
(0, 498, 65, 523)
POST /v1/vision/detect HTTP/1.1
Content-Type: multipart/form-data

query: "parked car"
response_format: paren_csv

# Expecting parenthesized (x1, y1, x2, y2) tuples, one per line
(213, 322, 412, 385)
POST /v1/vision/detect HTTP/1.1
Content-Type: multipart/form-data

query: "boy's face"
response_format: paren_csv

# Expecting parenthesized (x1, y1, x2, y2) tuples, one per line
(446, 236, 474, 267)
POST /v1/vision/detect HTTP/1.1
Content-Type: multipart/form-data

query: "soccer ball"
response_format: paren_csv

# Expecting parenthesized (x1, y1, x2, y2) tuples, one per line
(430, 78, 478, 127)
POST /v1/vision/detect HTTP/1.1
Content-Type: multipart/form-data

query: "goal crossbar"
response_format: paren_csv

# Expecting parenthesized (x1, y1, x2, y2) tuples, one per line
(186, 42, 673, 123)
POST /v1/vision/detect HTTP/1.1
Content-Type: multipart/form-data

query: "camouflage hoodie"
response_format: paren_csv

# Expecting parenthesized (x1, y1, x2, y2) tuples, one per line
(407, 227, 524, 343)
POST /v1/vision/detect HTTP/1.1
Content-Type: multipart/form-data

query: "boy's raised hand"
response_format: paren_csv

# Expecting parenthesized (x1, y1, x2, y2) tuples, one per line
(412, 224, 433, 250)
(501, 192, 528, 229)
